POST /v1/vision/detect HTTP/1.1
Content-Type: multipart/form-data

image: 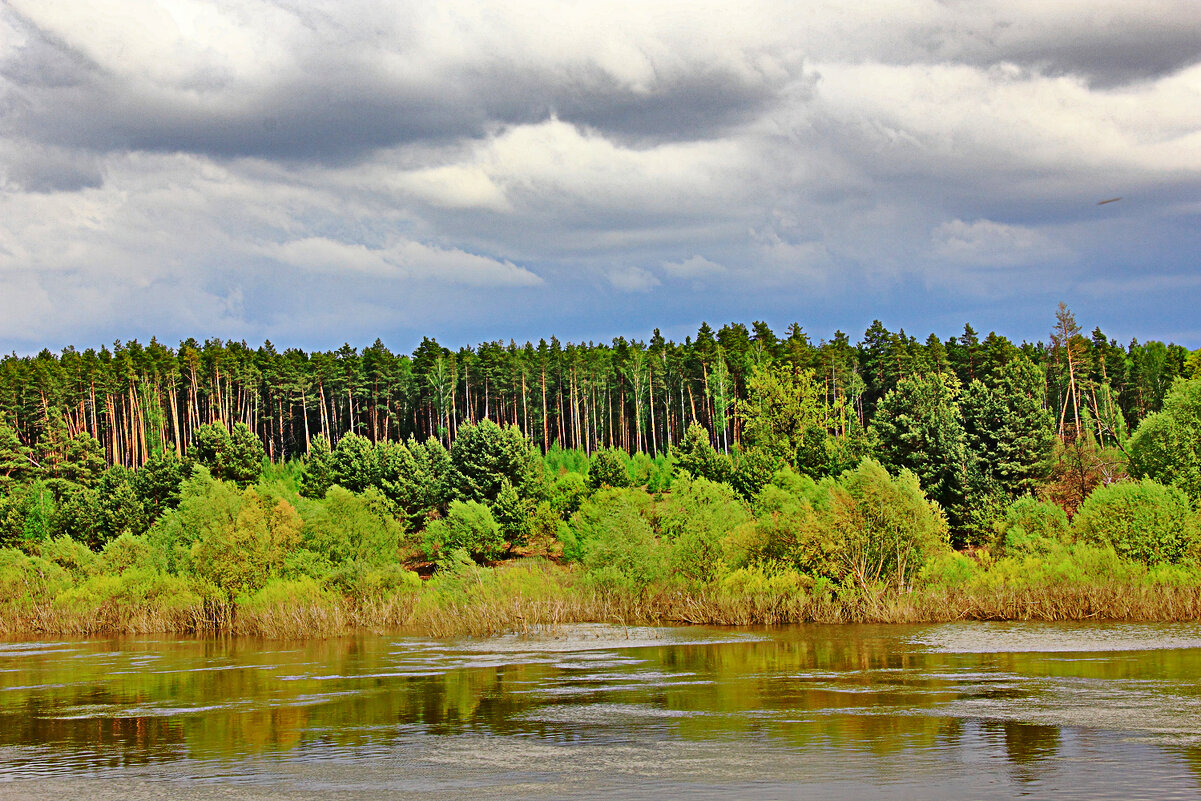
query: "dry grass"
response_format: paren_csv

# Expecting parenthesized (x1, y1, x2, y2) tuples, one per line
(4, 568, 1201, 639)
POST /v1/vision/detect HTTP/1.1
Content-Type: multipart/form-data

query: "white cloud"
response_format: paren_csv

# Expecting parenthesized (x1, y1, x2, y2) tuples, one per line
(606, 265, 660, 293)
(662, 255, 727, 279)
(931, 219, 1072, 267)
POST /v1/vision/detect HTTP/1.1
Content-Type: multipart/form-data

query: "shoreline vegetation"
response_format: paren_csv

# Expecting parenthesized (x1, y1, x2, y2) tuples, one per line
(3, 308, 1201, 639)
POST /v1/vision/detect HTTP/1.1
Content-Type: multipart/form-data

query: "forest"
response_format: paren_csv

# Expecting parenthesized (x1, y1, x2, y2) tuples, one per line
(2, 303, 1201, 636)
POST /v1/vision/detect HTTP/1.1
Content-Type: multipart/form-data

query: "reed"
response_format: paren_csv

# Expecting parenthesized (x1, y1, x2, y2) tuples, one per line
(4, 563, 1201, 638)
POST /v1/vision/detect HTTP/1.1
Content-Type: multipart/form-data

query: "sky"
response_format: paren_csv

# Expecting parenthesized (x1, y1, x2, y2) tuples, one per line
(1, 1, 1199, 355)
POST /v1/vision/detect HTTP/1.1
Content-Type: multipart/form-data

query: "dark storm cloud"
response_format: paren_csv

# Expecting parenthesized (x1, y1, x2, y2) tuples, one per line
(2, 9, 781, 166)
(908, 9, 1201, 87)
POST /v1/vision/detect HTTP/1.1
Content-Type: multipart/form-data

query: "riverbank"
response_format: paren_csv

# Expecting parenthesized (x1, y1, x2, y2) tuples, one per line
(5, 554, 1201, 639)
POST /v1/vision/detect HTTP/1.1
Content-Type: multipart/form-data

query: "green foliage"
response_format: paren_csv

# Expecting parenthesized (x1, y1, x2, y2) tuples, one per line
(450, 420, 541, 505)
(0, 548, 71, 607)
(150, 468, 302, 598)
(299, 434, 336, 499)
(730, 469, 837, 578)
(828, 459, 950, 591)
(656, 476, 750, 584)
(587, 448, 630, 490)
(189, 422, 265, 488)
(100, 532, 160, 575)
(0, 417, 33, 485)
(303, 486, 404, 565)
(321, 561, 419, 601)
(1128, 377, 1201, 504)
(1072, 479, 1199, 565)
(330, 432, 377, 492)
(730, 446, 780, 502)
(870, 372, 970, 537)
(377, 437, 451, 526)
(95, 466, 150, 542)
(571, 488, 667, 594)
(549, 472, 589, 517)
(994, 496, 1068, 558)
(423, 500, 505, 564)
(132, 449, 185, 519)
(60, 432, 106, 487)
(674, 421, 733, 485)
(739, 362, 828, 462)
(543, 445, 590, 476)
(490, 479, 530, 550)
(961, 356, 1055, 499)
(40, 535, 97, 579)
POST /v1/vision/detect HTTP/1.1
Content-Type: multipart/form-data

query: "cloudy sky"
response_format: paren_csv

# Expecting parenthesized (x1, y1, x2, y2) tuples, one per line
(2, 1, 1199, 354)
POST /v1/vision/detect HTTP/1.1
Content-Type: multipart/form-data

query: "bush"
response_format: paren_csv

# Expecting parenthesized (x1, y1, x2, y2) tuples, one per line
(587, 448, 631, 490)
(737, 476, 838, 578)
(450, 420, 541, 504)
(423, 500, 505, 563)
(826, 459, 950, 590)
(0, 548, 71, 607)
(549, 472, 589, 517)
(570, 488, 667, 593)
(1072, 479, 1199, 565)
(656, 477, 749, 584)
(303, 486, 404, 565)
(1128, 377, 1201, 503)
(994, 496, 1068, 558)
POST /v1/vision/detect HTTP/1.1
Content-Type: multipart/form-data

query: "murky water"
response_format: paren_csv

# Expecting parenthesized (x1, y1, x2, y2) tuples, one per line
(2, 622, 1200, 799)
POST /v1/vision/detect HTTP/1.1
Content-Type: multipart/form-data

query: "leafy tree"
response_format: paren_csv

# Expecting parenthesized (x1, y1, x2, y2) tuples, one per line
(729, 446, 780, 502)
(490, 479, 531, 551)
(377, 438, 450, 526)
(994, 496, 1068, 558)
(827, 459, 949, 591)
(1128, 377, 1201, 504)
(329, 431, 376, 492)
(1072, 479, 1198, 564)
(60, 432, 106, 487)
(190, 423, 264, 488)
(303, 486, 403, 565)
(0, 418, 32, 487)
(674, 421, 733, 485)
(189, 488, 303, 599)
(739, 362, 827, 463)
(132, 449, 185, 519)
(870, 372, 970, 535)
(961, 357, 1055, 499)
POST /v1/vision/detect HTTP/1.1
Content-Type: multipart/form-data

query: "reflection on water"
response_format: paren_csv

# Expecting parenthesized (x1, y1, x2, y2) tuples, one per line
(1, 623, 1200, 799)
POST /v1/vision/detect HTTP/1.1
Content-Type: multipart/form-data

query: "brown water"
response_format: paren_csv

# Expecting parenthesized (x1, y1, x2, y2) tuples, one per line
(2, 622, 1200, 799)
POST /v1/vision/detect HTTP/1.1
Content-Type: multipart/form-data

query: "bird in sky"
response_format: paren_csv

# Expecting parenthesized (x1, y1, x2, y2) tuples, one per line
(1097, 197, 1122, 205)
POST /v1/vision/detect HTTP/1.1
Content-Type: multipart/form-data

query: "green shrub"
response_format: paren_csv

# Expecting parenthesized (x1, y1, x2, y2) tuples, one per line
(918, 551, 979, 588)
(549, 472, 589, 517)
(570, 488, 667, 593)
(423, 500, 505, 563)
(739, 478, 838, 578)
(40, 536, 97, 579)
(719, 565, 811, 599)
(1072, 479, 1199, 565)
(656, 476, 749, 584)
(587, 448, 631, 490)
(826, 459, 950, 590)
(995, 495, 1068, 558)
(303, 486, 403, 565)
(0, 548, 71, 607)
(100, 532, 161, 574)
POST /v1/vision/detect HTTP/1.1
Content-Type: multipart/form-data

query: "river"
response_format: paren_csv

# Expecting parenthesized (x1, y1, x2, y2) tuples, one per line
(2, 622, 1200, 799)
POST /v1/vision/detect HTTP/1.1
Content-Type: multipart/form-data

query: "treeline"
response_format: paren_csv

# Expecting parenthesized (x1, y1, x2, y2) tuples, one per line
(2, 306, 1197, 473)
